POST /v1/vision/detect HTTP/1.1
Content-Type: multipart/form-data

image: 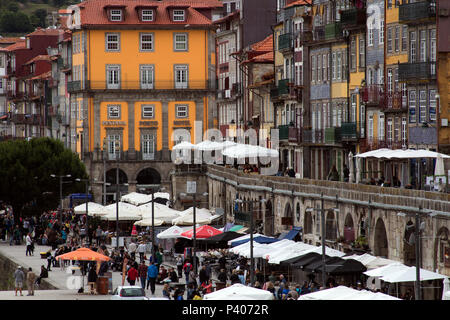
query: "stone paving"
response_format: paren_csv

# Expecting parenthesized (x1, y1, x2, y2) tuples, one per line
(0, 240, 181, 300)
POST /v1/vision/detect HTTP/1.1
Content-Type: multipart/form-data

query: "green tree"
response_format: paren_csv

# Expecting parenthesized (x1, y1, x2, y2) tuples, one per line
(6, 2, 18, 12)
(32, 8, 47, 28)
(0, 138, 88, 222)
(0, 11, 33, 33)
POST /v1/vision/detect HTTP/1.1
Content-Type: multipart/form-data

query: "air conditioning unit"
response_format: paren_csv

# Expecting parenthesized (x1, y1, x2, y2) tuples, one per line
(225, 89, 231, 98)
(442, 118, 448, 127)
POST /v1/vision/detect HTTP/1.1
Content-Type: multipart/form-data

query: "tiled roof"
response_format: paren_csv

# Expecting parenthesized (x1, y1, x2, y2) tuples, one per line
(213, 9, 240, 24)
(24, 55, 51, 65)
(0, 37, 23, 44)
(29, 70, 52, 81)
(76, 0, 221, 27)
(252, 51, 274, 63)
(4, 40, 26, 51)
(251, 34, 273, 53)
(27, 27, 65, 36)
(285, 0, 311, 8)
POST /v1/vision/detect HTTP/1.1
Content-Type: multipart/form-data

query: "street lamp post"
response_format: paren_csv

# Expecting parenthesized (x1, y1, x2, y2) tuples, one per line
(75, 178, 90, 242)
(234, 197, 265, 287)
(50, 174, 71, 223)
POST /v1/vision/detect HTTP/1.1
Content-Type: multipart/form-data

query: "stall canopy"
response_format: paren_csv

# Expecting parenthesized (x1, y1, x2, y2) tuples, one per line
(355, 148, 450, 159)
(342, 253, 398, 270)
(265, 242, 317, 264)
(363, 263, 409, 278)
(180, 225, 223, 239)
(203, 284, 275, 300)
(298, 286, 401, 300)
(172, 207, 221, 226)
(202, 231, 243, 244)
(324, 258, 367, 274)
(380, 266, 447, 283)
(195, 140, 223, 151)
(102, 202, 143, 221)
(133, 218, 165, 227)
(230, 235, 279, 247)
(278, 226, 302, 240)
(73, 202, 108, 216)
(139, 202, 181, 223)
(303, 256, 344, 273)
(228, 233, 263, 246)
(281, 252, 325, 268)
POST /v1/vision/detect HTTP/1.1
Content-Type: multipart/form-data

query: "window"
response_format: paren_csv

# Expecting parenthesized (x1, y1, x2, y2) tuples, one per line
(173, 10, 185, 21)
(387, 27, 393, 53)
(387, 118, 393, 144)
(107, 105, 121, 119)
(387, 68, 393, 93)
(402, 26, 408, 51)
(141, 9, 154, 21)
(394, 26, 400, 52)
(140, 65, 154, 89)
(108, 134, 120, 160)
(105, 33, 120, 51)
(317, 55, 321, 82)
(394, 117, 400, 143)
(387, 0, 392, 8)
(380, 19, 384, 44)
(176, 105, 188, 118)
(368, 114, 373, 140)
(106, 65, 120, 89)
(360, 104, 365, 138)
(402, 117, 407, 147)
(110, 9, 123, 21)
(429, 89, 436, 122)
(351, 94, 356, 122)
(350, 37, 356, 71)
(174, 33, 188, 51)
(174, 65, 188, 89)
(337, 52, 342, 80)
(409, 90, 416, 123)
(379, 114, 385, 141)
(142, 104, 155, 119)
(322, 54, 326, 82)
(419, 90, 426, 123)
(142, 134, 155, 160)
(342, 50, 347, 81)
(331, 53, 336, 80)
(430, 29, 436, 75)
(410, 31, 416, 62)
(419, 30, 426, 62)
(359, 37, 365, 67)
(368, 21, 374, 46)
(311, 55, 316, 82)
(327, 53, 330, 80)
(140, 33, 154, 51)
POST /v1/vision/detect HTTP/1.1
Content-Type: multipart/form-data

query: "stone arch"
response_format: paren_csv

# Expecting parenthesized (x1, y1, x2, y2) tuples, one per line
(325, 210, 337, 240)
(284, 202, 293, 230)
(343, 213, 355, 243)
(434, 227, 449, 271)
(304, 209, 313, 234)
(264, 200, 274, 236)
(403, 220, 416, 266)
(135, 167, 162, 188)
(373, 217, 389, 258)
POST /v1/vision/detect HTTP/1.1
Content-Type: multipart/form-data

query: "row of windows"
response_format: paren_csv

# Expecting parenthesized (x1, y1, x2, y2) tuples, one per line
(311, 50, 348, 84)
(105, 32, 188, 52)
(108, 8, 186, 23)
(311, 102, 349, 129)
(106, 104, 189, 120)
(408, 89, 437, 124)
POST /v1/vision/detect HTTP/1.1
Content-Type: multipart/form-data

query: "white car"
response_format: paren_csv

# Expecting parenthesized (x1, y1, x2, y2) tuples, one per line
(111, 286, 149, 300)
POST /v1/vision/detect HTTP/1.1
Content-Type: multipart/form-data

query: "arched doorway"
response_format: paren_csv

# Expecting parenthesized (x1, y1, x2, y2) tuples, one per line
(325, 211, 336, 241)
(434, 227, 449, 271)
(344, 213, 355, 243)
(304, 209, 313, 234)
(105, 168, 128, 203)
(403, 220, 416, 266)
(283, 203, 293, 230)
(264, 200, 273, 236)
(136, 167, 162, 192)
(373, 218, 388, 258)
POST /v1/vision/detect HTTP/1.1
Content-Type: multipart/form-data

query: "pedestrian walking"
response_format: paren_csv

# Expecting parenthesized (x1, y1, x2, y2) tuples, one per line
(87, 266, 98, 294)
(176, 255, 183, 278)
(147, 261, 158, 295)
(138, 260, 148, 290)
(95, 226, 103, 246)
(25, 233, 33, 256)
(14, 266, 25, 296)
(137, 241, 146, 263)
(182, 260, 192, 284)
(128, 239, 137, 261)
(26, 267, 36, 296)
(127, 264, 138, 286)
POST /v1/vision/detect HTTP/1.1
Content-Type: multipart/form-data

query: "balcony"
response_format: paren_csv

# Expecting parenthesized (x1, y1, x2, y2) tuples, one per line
(340, 122, 358, 141)
(398, 62, 436, 82)
(361, 85, 385, 106)
(313, 129, 323, 144)
(312, 26, 325, 42)
(278, 33, 293, 52)
(325, 22, 342, 41)
(289, 127, 301, 143)
(302, 129, 313, 143)
(325, 127, 341, 144)
(340, 8, 366, 28)
(399, 1, 436, 24)
(383, 91, 408, 112)
(299, 29, 313, 45)
(279, 125, 289, 141)
(32, 114, 42, 125)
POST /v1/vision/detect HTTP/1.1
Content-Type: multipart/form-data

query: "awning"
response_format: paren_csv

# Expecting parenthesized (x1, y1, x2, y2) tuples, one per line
(325, 258, 367, 274)
(278, 226, 302, 240)
(303, 256, 343, 273)
(231, 235, 279, 247)
(355, 148, 450, 159)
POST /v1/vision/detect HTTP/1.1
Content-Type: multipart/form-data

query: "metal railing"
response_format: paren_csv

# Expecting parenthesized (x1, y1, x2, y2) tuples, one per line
(399, 1, 436, 22)
(398, 62, 436, 81)
(67, 80, 214, 92)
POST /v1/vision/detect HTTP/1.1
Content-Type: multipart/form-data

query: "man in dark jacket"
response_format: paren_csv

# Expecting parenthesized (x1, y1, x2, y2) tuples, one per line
(199, 265, 209, 285)
(218, 269, 228, 283)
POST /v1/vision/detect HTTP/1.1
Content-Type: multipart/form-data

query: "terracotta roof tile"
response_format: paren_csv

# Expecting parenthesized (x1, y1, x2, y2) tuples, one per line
(77, 0, 221, 27)
(285, 0, 311, 8)
(213, 9, 240, 24)
(24, 55, 51, 65)
(0, 37, 23, 44)
(27, 28, 65, 36)
(4, 40, 26, 51)
(251, 34, 273, 53)
(252, 51, 273, 63)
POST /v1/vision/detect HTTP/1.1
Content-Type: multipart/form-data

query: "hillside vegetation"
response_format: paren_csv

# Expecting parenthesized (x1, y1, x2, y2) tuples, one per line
(0, 0, 77, 35)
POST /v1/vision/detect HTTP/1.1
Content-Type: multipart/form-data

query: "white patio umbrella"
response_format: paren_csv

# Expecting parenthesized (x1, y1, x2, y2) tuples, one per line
(139, 202, 181, 223)
(156, 226, 190, 239)
(442, 277, 450, 300)
(102, 202, 143, 221)
(73, 202, 108, 216)
(195, 140, 223, 151)
(121, 192, 152, 205)
(172, 141, 196, 150)
(134, 218, 165, 227)
(203, 284, 275, 300)
(380, 266, 447, 283)
(434, 153, 445, 176)
(172, 207, 220, 226)
(222, 144, 278, 158)
(348, 151, 354, 183)
(298, 285, 401, 300)
(363, 262, 409, 278)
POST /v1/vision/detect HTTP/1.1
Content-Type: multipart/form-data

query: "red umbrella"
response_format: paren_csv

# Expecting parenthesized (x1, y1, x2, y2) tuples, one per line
(180, 225, 223, 239)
